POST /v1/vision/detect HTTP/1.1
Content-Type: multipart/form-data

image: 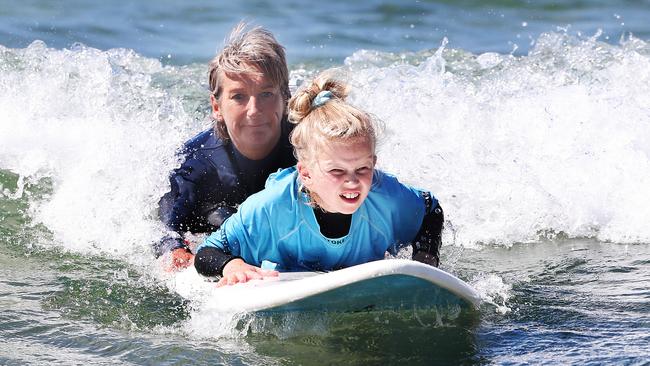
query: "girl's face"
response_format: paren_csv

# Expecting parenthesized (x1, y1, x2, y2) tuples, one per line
(298, 137, 376, 214)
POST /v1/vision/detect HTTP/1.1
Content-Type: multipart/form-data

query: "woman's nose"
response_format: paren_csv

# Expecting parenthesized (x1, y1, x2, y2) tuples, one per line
(247, 97, 262, 117)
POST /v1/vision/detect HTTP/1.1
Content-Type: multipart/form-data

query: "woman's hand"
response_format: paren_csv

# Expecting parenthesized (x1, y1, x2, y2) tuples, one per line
(164, 248, 195, 272)
(217, 258, 279, 287)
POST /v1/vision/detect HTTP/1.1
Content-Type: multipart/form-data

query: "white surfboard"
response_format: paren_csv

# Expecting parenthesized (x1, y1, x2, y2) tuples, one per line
(186, 259, 481, 314)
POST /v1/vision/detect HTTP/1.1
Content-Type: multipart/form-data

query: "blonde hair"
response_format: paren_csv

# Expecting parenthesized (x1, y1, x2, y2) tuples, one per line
(208, 22, 290, 140)
(288, 73, 378, 166)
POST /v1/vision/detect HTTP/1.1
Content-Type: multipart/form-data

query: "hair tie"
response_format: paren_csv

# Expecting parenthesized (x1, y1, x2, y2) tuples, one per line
(311, 90, 333, 108)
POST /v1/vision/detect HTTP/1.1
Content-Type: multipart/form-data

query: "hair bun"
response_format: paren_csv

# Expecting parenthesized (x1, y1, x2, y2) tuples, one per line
(288, 73, 349, 123)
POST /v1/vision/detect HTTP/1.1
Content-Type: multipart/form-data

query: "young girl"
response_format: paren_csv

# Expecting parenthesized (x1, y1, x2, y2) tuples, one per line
(194, 74, 444, 287)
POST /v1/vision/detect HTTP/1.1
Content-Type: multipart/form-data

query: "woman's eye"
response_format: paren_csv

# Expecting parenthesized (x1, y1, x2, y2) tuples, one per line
(260, 91, 274, 98)
(232, 94, 245, 101)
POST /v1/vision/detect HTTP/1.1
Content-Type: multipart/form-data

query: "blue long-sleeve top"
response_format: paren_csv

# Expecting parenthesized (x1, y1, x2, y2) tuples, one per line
(195, 167, 443, 274)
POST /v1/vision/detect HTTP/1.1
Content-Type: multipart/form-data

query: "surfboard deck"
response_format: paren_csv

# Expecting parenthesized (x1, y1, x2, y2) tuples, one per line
(204, 259, 481, 314)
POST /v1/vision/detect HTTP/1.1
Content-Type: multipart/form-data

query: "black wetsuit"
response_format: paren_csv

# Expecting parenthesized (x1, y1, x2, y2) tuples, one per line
(155, 120, 296, 257)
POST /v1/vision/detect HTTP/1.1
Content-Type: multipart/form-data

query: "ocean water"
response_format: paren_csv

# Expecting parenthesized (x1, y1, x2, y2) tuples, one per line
(1, 0, 650, 364)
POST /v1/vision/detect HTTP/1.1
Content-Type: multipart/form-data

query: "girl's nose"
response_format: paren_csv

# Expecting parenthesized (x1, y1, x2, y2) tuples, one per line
(344, 172, 359, 184)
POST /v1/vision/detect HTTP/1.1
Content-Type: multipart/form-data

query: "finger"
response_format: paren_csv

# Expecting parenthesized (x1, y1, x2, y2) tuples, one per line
(235, 271, 248, 284)
(257, 268, 279, 277)
(245, 270, 263, 281)
(227, 274, 239, 286)
(216, 277, 228, 288)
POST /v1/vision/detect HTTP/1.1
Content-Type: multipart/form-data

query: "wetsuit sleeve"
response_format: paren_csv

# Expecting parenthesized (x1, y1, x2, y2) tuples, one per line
(194, 210, 247, 277)
(194, 246, 241, 277)
(152, 234, 189, 258)
(411, 192, 444, 268)
(155, 155, 208, 257)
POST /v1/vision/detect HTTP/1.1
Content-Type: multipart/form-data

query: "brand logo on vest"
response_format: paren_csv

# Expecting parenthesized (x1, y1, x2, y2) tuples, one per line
(327, 237, 346, 245)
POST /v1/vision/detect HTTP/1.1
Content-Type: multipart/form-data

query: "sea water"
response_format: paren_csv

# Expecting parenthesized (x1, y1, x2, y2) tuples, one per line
(1, 1, 650, 364)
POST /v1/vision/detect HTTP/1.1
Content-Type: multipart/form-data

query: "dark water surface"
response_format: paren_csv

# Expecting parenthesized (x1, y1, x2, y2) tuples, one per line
(1, 0, 648, 65)
(2, 218, 649, 364)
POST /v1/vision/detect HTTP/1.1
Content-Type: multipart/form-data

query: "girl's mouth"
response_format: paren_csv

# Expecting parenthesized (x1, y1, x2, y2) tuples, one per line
(340, 192, 360, 203)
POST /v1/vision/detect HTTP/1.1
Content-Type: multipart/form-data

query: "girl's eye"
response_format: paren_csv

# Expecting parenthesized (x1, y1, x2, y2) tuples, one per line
(356, 167, 370, 174)
(260, 91, 274, 98)
(329, 169, 344, 176)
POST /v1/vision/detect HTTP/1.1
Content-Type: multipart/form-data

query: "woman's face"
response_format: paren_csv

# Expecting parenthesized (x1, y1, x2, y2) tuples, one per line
(298, 137, 376, 214)
(211, 68, 284, 160)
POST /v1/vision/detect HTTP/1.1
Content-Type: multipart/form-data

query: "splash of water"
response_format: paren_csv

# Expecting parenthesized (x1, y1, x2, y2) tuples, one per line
(0, 41, 204, 259)
(345, 31, 650, 247)
(1, 31, 649, 260)
(471, 273, 512, 314)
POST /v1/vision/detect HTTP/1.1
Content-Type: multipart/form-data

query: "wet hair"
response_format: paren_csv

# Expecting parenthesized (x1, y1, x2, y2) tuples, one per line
(288, 73, 378, 166)
(208, 22, 290, 140)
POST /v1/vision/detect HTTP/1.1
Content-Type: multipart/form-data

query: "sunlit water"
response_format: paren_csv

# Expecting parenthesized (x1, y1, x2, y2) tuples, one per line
(2, 1, 650, 364)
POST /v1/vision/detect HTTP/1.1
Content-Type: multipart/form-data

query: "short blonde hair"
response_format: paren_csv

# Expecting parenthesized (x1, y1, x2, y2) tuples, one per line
(209, 22, 290, 139)
(288, 73, 378, 166)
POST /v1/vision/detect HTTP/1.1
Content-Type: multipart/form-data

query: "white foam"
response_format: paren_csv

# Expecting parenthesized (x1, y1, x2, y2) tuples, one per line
(1, 31, 649, 262)
(471, 273, 512, 314)
(0, 41, 202, 260)
(345, 31, 650, 247)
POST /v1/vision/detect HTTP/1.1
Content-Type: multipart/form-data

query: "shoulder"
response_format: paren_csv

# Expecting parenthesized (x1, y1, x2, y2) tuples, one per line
(177, 128, 230, 172)
(174, 128, 230, 182)
(258, 167, 299, 203)
(238, 168, 298, 214)
(369, 169, 433, 209)
(365, 170, 435, 239)
(181, 128, 226, 155)
(372, 170, 418, 194)
(220, 168, 300, 243)
(265, 166, 298, 188)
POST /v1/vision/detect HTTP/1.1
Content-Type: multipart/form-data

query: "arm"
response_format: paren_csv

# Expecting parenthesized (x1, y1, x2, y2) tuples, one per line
(156, 148, 229, 270)
(156, 149, 231, 270)
(412, 192, 444, 267)
(195, 245, 240, 277)
(156, 164, 201, 257)
(195, 239, 277, 286)
(156, 130, 247, 268)
(154, 169, 198, 270)
(194, 202, 279, 285)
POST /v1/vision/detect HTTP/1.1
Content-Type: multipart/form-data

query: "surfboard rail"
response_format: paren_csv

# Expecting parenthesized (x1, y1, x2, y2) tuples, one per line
(209, 259, 481, 313)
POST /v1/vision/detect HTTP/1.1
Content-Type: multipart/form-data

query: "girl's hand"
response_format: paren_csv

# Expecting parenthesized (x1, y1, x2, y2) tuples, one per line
(217, 258, 279, 287)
